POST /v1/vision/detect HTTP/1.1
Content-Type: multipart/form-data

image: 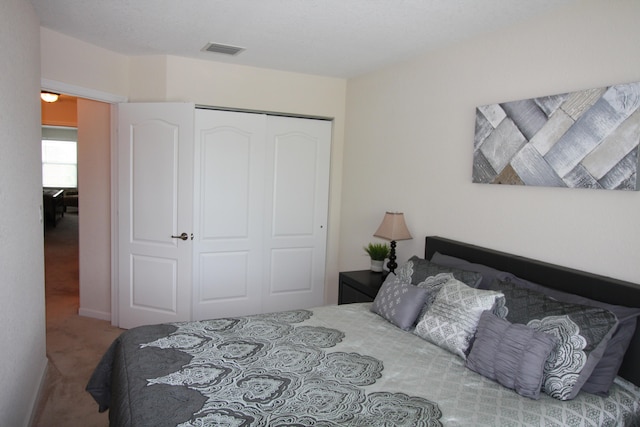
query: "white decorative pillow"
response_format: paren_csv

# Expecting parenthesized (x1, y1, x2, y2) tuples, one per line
(416, 272, 454, 305)
(414, 272, 455, 321)
(414, 277, 504, 359)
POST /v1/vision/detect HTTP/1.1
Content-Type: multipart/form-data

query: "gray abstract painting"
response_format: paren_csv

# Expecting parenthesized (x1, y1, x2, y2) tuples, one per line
(473, 82, 640, 190)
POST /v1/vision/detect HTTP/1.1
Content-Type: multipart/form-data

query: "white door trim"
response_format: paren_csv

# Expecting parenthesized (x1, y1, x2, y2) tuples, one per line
(41, 79, 127, 326)
(41, 78, 128, 104)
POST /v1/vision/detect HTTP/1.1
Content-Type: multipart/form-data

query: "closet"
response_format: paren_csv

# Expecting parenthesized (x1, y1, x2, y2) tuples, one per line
(117, 104, 331, 329)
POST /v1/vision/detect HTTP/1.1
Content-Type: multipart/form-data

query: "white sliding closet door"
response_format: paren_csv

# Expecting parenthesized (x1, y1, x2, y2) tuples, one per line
(192, 110, 266, 319)
(193, 109, 331, 319)
(262, 115, 331, 313)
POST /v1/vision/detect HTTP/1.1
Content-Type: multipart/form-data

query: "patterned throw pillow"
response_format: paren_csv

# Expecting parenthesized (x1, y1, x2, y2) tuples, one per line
(371, 280, 428, 330)
(414, 277, 504, 359)
(466, 311, 558, 399)
(414, 272, 455, 321)
(489, 279, 619, 401)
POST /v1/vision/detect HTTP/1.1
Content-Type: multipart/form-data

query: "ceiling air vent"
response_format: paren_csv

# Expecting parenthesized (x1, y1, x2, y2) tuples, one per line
(201, 42, 245, 56)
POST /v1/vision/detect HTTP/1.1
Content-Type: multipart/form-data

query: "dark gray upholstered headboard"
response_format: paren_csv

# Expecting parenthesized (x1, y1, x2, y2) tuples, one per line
(425, 236, 640, 387)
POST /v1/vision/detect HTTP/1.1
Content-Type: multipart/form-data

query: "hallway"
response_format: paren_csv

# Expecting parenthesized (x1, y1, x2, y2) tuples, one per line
(33, 212, 122, 426)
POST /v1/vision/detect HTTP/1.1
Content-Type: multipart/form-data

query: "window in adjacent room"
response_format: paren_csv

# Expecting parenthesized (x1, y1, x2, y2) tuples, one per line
(42, 126, 78, 188)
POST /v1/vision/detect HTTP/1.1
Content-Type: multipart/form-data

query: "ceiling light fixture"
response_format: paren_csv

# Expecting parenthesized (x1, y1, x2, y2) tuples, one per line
(41, 91, 60, 103)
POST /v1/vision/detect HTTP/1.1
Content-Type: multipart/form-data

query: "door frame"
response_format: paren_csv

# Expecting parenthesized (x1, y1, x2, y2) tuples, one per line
(42, 78, 127, 326)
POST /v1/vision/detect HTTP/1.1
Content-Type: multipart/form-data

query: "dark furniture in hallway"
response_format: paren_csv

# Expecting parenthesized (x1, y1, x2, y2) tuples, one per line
(43, 189, 64, 226)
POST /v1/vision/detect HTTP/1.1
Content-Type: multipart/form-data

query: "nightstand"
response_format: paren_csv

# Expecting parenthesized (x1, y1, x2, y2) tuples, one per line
(338, 270, 387, 304)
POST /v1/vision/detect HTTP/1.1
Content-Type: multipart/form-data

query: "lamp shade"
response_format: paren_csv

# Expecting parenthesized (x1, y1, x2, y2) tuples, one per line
(373, 212, 412, 241)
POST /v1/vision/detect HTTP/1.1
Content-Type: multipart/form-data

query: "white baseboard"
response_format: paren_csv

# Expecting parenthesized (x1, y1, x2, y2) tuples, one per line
(27, 357, 49, 427)
(78, 307, 112, 322)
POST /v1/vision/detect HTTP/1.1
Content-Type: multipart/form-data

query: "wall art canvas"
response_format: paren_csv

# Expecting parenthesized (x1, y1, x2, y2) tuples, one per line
(473, 81, 640, 190)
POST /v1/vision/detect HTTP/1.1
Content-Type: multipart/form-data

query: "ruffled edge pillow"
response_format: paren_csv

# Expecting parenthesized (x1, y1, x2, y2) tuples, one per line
(490, 278, 619, 400)
(466, 311, 558, 399)
(371, 280, 428, 330)
(414, 277, 504, 359)
(497, 274, 640, 396)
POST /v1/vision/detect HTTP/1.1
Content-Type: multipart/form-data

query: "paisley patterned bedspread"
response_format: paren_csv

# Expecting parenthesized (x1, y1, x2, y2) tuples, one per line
(87, 303, 640, 427)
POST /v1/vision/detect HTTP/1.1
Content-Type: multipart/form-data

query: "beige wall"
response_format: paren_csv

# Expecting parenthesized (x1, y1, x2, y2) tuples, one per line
(40, 27, 129, 98)
(341, 0, 640, 285)
(0, 0, 47, 425)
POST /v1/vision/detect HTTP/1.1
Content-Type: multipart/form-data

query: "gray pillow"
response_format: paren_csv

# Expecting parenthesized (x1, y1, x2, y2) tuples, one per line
(414, 277, 504, 359)
(466, 311, 558, 399)
(498, 274, 640, 396)
(407, 256, 483, 288)
(430, 252, 503, 289)
(490, 279, 619, 401)
(371, 280, 428, 330)
(432, 252, 640, 395)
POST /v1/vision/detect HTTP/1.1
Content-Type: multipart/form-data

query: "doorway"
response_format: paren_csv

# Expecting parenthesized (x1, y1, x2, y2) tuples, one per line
(41, 92, 114, 322)
(42, 96, 80, 319)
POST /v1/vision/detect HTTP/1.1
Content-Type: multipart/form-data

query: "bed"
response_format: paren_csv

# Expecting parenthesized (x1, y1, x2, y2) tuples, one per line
(87, 236, 640, 426)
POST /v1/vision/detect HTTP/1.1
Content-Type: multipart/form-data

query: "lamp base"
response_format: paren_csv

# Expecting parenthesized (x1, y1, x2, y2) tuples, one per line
(386, 240, 398, 275)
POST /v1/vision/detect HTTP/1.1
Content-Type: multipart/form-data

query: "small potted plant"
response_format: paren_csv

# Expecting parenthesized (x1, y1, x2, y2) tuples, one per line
(364, 242, 389, 272)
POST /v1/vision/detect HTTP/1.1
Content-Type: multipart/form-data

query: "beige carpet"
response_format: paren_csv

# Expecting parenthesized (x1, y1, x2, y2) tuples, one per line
(33, 212, 123, 427)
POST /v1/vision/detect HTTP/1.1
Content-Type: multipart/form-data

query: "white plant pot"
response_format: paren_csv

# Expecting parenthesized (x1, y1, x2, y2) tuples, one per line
(370, 259, 384, 272)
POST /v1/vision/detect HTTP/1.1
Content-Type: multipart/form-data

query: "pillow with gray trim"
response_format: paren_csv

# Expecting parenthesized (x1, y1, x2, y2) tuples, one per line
(414, 277, 504, 359)
(497, 274, 640, 396)
(489, 278, 619, 401)
(466, 311, 558, 399)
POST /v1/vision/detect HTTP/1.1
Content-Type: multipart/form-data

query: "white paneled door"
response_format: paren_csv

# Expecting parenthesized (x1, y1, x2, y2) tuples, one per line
(192, 110, 266, 319)
(262, 115, 331, 313)
(193, 110, 331, 320)
(117, 103, 194, 329)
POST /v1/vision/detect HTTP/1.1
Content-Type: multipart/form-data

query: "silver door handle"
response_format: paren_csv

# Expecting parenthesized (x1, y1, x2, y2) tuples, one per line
(171, 232, 189, 241)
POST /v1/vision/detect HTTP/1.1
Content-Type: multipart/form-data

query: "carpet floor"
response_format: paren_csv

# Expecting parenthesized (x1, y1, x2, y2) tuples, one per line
(33, 212, 123, 427)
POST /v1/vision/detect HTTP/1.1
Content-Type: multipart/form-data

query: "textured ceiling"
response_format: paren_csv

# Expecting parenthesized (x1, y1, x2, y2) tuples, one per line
(31, 0, 577, 78)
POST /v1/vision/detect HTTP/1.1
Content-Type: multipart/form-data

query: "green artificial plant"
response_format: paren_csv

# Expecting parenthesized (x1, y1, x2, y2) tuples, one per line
(363, 242, 390, 261)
